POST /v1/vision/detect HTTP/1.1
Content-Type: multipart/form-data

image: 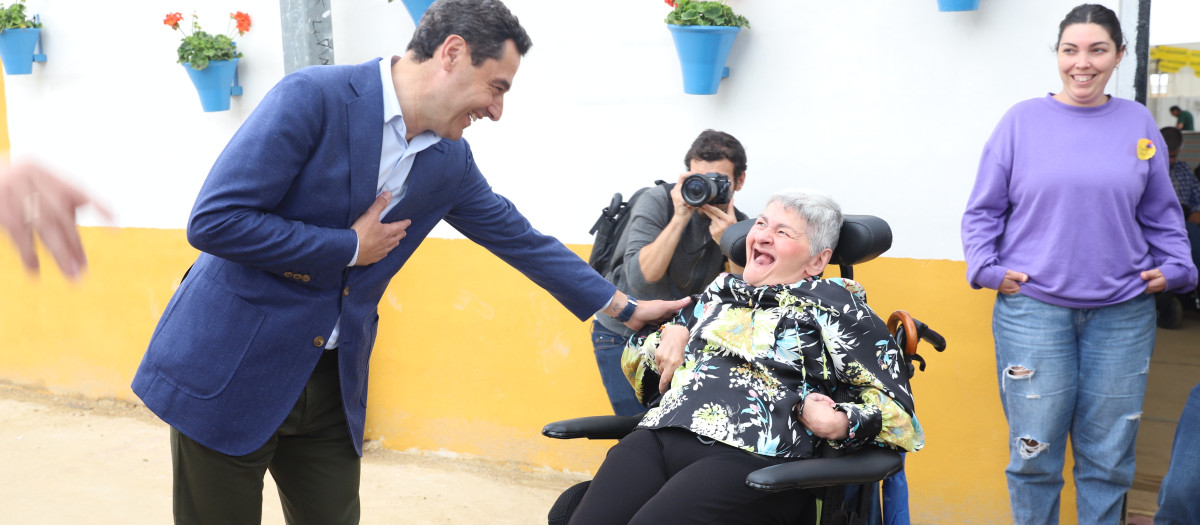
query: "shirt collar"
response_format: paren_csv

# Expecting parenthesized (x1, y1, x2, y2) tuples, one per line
(379, 57, 403, 127)
(379, 56, 440, 145)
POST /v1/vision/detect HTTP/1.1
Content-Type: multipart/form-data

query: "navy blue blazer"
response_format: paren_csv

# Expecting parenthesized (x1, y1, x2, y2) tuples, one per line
(133, 59, 615, 456)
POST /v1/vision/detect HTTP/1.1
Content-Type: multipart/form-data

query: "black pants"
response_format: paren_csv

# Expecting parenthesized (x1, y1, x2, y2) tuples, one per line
(568, 428, 814, 525)
(171, 350, 361, 525)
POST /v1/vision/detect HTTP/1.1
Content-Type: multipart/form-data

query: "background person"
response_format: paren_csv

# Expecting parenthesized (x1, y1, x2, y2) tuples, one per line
(1170, 105, 1194, 131)
(0, 160, 109, 279)
(961, 4, 1197, 524)
(1154, 382, 1200, 525)
(131, 1, 687, 523)
(1160, 126, 1200, 265)
(570, 189, 923, 525)
(1155, 126, 1200, 322)
(592, 129, 749, 416)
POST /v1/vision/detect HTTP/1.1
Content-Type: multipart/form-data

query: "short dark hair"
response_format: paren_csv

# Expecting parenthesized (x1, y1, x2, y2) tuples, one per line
(1056, 4, 1124, 50)
(1161, 126, 1183, 153)
(406, 0, 532, 65)
(1170, 106, 1182, 113)
(683, 130, 748, 178)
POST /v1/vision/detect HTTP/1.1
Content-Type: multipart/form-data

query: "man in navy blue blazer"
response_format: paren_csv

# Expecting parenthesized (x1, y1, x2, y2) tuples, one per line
(131, 1, 688, 522)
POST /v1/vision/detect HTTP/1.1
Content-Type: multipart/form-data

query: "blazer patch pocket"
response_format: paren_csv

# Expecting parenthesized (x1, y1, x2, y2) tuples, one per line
(150, 276, 267, 400)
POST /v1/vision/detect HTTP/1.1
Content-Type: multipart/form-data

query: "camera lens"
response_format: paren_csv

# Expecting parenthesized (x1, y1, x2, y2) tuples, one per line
(681, 174, 716, 207)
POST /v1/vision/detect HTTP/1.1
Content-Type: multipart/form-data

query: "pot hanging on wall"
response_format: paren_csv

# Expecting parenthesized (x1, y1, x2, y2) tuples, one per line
(400, 0, 435, 25)
(937, 0, 980, 11)
(183, 59, 243, 112)
(0, 27, 46, 75)
(666, 24, 740, 95)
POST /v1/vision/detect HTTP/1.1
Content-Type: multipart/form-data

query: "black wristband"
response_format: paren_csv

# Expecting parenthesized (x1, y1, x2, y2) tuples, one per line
(616, 296, 638, 323)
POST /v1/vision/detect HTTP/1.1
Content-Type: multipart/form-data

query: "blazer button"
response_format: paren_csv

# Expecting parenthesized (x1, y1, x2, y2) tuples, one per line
(302, 275, 311, 282)
(284, 272, 294, 278)
(293, 274, 302, 280)
(313, 336, 326, 347)
(343, 286, 350, 296)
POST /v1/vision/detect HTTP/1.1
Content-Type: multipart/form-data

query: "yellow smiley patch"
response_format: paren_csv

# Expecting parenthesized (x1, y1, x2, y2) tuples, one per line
(1137, 138, 1156, 160)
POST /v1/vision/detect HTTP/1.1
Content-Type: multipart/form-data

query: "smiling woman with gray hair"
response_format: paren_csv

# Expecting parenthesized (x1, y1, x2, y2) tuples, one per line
(567, 188, 924, 525)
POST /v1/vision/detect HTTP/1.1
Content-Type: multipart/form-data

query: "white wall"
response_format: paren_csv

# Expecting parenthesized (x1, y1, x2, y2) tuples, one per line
(7, 0, 1135, 261)
(1150, 0, 1200, 46)
(5, 0, 285, 229)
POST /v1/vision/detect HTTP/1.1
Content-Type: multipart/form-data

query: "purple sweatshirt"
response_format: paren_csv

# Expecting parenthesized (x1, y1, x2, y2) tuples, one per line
(962, 95, 1198, 308)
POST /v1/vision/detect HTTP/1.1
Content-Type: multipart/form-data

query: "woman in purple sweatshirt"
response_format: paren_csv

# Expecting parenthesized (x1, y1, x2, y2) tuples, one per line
(961, 4, 1197, 525)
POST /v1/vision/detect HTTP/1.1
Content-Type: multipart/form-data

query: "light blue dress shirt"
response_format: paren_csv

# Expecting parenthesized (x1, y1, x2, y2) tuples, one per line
(327, 57, 440, 349)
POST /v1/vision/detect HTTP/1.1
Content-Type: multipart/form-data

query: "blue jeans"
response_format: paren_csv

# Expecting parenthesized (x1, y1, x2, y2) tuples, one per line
(1156, 382, 1200, 525)
(993, 292, 1155, 525)
(591, 321, 645, 417)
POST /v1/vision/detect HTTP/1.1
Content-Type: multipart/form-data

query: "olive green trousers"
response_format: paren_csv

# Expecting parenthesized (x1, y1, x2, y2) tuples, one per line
(171, 350, 361, 525)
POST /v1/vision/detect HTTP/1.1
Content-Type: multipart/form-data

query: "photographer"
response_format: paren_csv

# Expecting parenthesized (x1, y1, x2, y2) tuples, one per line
(592, 129, 749, 416)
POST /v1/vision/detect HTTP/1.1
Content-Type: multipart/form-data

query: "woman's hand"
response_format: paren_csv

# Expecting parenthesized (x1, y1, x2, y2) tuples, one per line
(999, 269, 1029, 295)
(797, 392, 849, 440)
(655, 324, 689, 394)
(1141, 268, 1167, 294)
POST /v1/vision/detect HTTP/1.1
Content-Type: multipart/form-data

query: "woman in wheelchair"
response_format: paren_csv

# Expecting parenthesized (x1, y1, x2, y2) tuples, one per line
(567, 189, 924, 525)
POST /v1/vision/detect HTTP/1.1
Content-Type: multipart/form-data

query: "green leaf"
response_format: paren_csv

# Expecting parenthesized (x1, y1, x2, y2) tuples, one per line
(0, 0, 39, 30)
(174, 13, 246, 69)
(664, 0, 749, 28)
(701, 4, 723, 18)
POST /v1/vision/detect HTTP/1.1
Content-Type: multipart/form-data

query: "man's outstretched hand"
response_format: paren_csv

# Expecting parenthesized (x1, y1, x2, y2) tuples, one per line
(624, 296, 691, 331)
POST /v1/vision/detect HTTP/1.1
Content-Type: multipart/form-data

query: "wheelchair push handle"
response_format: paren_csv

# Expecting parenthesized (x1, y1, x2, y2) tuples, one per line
(887, 311, 946, 354)
(588, 193, 625, 235)
(887, 310, 947, 374)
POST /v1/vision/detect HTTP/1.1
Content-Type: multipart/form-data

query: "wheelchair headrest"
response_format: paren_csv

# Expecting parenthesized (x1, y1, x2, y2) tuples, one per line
(720, 214, 893, 268)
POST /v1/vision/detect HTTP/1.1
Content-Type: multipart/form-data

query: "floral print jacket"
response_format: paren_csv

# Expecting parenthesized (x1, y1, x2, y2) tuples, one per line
(622, 274, 924, 458)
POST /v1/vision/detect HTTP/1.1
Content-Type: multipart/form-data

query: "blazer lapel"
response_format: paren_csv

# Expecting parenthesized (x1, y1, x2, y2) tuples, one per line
(346, 60, 385, 227)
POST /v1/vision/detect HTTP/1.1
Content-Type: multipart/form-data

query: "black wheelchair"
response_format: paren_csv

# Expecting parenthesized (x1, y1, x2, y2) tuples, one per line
(1156, 287, 1200, 329)
(543, 215, 947, 525)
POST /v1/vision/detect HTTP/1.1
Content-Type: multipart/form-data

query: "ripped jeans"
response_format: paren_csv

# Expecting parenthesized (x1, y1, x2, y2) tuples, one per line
(993, 292, 1155, 525)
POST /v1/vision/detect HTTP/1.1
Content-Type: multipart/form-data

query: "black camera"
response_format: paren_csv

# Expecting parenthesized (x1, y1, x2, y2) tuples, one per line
(680, 172, 732, 207)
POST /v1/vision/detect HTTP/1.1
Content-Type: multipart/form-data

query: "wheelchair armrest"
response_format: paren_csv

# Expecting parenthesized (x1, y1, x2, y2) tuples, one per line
(541, 415, 643, 440)
(744, 446, 904, 493)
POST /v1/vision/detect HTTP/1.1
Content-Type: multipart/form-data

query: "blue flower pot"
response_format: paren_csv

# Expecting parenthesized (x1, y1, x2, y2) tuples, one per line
(184, 59, 241, 112)
(401, 0, 436, 25)
(0, 28, 45, 75)
(667, 24, 740, 95)
(937, 0, 980, 11)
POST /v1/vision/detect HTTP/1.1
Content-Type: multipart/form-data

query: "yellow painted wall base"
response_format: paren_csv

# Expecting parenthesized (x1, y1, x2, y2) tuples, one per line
(0, 227, 196, 398)
(0, 228, 1085, 523)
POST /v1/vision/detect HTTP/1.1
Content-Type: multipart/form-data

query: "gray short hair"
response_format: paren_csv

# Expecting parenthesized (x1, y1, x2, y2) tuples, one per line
(767, 188, 842, 256)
